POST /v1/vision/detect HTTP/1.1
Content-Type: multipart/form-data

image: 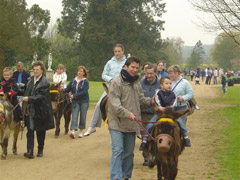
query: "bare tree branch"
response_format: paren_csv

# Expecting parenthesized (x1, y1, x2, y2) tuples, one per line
(189, 0, 240, 44)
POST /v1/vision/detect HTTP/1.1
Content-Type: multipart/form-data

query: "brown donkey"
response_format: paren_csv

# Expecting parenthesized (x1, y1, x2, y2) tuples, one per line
(0, 95, 21, 159)
(49, 82, 72, 137)
(148, 105, 189, 180)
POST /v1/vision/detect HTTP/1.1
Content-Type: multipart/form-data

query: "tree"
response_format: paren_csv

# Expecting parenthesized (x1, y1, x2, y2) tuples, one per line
(50, 32, 79, 79)
(189, 0, 240, 45)
(0, 0, 50, 75)
(187, 40, 205, 68)
(58, 0, 166, 80)
(162, 37, 184, 65)
(209, 33, 240, 70)
(0, 0, 31, 72)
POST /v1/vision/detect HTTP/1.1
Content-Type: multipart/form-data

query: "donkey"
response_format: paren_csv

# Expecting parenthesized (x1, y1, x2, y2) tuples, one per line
(148, 104, 189, 180)
(99, 83, 109, 122)
(49, 82, 72, 137)
(0, 95, 21, 159)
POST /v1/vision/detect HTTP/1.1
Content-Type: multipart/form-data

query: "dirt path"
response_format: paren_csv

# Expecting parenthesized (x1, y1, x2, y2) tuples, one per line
(0, 82, 223, 180)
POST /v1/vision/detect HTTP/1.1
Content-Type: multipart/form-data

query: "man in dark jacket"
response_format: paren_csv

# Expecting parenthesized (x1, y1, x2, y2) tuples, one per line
(139, 64, 160, 166)
(13, 62, 30, 93)
(22, 61, 54, 159)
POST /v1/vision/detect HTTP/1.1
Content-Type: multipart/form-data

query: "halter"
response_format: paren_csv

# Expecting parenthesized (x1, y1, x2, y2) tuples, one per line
(49, 89, 64, 105)
(49, 90, 60, 94)
(158, 118, 174, 123)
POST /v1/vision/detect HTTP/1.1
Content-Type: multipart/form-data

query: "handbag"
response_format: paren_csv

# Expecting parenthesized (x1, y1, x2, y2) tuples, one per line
(172, 78, 196, 116)
(186, 98, 197, 116)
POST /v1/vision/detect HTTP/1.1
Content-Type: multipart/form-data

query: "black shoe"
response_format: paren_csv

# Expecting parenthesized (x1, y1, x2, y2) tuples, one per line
(139, 142, 147, 151)
(24, 151, 34, 159)
(123, 177, 129, 180)
(37, 149, 43, 157)
(142, 160, 149, 166)
(148, 155, 156, 168)
(184, 138, 191, 147)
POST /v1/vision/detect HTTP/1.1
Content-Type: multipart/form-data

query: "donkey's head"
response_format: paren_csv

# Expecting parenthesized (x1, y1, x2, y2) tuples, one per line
(49, 82, 62, 112)
(151, 103, 189, 153)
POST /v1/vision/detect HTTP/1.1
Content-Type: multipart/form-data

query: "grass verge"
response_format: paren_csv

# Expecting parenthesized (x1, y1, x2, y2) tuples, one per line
(213, 86, 240, 179)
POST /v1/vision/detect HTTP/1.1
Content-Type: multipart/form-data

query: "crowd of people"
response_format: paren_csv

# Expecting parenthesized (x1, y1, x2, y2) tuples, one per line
(1, 43, 238, 180)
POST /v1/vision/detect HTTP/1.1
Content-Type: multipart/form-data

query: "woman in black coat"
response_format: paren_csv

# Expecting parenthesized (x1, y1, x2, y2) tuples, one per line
(22, 61, 54, 159)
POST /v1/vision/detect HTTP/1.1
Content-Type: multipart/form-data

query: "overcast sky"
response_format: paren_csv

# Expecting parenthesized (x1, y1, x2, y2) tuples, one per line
(26, 0, 217, 46)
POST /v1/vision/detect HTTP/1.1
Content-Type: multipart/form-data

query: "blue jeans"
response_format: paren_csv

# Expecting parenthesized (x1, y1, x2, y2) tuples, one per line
(109, 129, 136, 180)
(177, 113, 188, 135)
(71, 101, 89, 130)
(213, 76, 217, 84)
(222, 84, 226, 93)
(143, 114, 158, 137)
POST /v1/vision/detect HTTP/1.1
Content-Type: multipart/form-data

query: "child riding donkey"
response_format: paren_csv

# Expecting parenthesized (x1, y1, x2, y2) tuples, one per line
(0, 67, 23, 122)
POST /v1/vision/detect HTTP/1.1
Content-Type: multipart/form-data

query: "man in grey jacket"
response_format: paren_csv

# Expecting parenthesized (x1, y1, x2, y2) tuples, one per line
(139, 64, 160, 166)
(108, 57, 151, 180)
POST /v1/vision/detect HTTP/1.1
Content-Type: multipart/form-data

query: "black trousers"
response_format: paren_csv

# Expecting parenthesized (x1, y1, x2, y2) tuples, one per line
(26, 128, 46, 152)
(25, 115, 46, 152)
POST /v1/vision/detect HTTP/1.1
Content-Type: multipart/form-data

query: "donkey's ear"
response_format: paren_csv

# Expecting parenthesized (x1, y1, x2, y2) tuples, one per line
(153, 102, 159, 112)
(173, 109, 189, 120)
(56, 81, 62, 87)
(102, 83, 109, 94)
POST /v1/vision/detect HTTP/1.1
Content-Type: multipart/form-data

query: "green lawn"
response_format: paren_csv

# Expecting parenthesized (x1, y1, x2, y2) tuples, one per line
(52, 81, 105, 103)
(214, 86, 240, 179)
(89, 81, 105, 102)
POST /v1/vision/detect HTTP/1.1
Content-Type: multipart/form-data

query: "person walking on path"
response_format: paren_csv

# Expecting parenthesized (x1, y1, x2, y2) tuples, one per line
(213, 68, 218, 85)
(108, 57, 152, 180)
(63, 66, 89, 139)
(221, 74, 227, 94)
(139, 64, 160, 166)
(84, 44, 126, 136)
(22, 61, 54, 159)
(168, 65, 194, 147)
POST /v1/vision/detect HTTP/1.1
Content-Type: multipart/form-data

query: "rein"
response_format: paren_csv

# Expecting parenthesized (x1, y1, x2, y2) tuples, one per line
(134, 118, 156, 141)
(134, 117, 175, 141)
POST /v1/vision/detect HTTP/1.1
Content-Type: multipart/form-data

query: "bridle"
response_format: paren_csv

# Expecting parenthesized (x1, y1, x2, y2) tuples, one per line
(49, 89, 64, 105)
(134, 117, 175, 142)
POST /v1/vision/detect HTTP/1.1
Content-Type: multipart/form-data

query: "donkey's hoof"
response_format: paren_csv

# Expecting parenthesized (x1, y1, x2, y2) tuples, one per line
(13, 151, 18, 155)
(13, 148, 17, 155)
(54, 135, 59, 138)
(1, 154, 6, 160)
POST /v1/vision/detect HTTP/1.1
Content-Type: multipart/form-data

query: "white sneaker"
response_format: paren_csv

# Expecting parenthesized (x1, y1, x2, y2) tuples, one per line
(195, 106, 200, 110)
(83, 127, 96, 136)
(136, 130, 142, 139)
(78, 131, 83, 138)
(70, 131, 75, 139)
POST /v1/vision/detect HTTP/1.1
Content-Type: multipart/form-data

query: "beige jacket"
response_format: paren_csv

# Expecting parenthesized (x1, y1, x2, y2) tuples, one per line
(108, 75, 151, 132)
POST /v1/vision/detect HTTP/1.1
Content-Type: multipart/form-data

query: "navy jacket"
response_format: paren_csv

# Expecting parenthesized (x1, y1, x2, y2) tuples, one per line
(13, 70, 30, 95)
(64, 78, 89, 102)
(13, 70, 30, 85)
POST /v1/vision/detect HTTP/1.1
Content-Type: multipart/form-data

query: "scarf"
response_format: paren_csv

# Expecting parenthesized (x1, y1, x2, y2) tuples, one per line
(120, 69, 139, 83)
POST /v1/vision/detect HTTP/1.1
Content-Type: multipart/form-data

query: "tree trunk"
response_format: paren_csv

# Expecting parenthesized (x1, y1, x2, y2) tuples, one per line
(0, 47, 5, 76)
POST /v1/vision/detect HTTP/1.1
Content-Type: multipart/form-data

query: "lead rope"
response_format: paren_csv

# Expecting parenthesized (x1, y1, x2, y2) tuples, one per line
(134, 118, 156, 141)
